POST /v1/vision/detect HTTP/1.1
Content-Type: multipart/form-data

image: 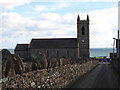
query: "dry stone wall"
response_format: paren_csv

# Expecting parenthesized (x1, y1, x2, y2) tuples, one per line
(2, 60, 98, 89)
(111, 57, 120, 74)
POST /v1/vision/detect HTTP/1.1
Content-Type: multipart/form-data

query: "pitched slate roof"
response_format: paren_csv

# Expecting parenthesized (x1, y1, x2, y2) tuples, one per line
(29, 38, 77, 49)
(15, 44, 29, 51)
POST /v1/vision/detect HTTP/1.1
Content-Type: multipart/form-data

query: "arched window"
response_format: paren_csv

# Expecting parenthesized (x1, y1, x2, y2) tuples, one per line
(82, 26, 85, 35)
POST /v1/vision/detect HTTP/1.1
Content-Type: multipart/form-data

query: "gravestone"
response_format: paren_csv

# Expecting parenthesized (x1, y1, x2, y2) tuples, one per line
(2, 49, 24, 77)
(12, 54, 25, 74)
(49, 58, 58, 68)
(37, 53, 48, 69)
(2, 49, 15, 77)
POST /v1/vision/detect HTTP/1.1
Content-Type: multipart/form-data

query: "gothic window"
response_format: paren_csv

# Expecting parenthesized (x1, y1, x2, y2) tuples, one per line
(82, 26, 85, 35)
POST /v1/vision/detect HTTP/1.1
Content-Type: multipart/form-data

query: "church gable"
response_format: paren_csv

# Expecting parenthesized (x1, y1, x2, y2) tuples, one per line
(28, 38, 77, 49)
(14, 44, 29, 59)
(15, 44, 29, 51)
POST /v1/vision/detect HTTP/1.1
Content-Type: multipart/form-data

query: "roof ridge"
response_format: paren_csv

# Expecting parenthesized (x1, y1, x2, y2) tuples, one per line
(31, 38, 77, 40)
(29, 38, 77, 49)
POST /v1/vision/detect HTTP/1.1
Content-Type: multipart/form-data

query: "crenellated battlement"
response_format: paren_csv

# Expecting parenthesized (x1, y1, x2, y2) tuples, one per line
(77, 14, 89, 22)
(78, 20, 89, 23)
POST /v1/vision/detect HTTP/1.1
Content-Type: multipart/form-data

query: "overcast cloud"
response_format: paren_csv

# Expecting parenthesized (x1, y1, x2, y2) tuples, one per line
(0, 0, 119, 10)
(0, 1, 119, 49)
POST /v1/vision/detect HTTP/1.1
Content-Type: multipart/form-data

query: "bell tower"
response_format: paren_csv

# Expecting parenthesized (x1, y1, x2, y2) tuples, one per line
(77, 14, 90, 58)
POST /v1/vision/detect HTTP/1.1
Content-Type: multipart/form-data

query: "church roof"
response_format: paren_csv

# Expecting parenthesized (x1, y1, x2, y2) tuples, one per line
(29, 38, 77, 49)
(15, 44, 29, 51)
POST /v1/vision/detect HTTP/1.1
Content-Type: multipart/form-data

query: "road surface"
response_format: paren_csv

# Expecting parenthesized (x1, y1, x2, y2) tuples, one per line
(66, 62, 119, 88)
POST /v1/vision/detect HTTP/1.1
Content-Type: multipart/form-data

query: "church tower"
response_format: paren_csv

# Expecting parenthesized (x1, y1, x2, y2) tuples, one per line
(77, 14, 90, 58)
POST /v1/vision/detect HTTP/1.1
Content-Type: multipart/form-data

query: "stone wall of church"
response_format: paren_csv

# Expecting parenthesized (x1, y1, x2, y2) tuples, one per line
(15, 51, 28, 59)
(29, 48, 78, 59)
(78, 48, 89, 58)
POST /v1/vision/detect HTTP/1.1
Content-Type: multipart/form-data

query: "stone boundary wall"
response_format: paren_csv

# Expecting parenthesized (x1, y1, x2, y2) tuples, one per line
(111, 58, 120, 74)
(2, 60, 98, 89)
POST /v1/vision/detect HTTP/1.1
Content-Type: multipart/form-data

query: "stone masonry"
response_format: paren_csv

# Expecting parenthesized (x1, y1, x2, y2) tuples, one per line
(2, 60, 98, 88)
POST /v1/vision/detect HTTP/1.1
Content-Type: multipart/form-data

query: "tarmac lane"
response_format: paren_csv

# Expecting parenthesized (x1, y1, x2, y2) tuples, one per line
(66, 62, 119, 88)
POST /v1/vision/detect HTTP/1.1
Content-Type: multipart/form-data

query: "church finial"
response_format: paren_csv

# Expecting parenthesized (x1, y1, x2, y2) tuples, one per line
(87, 14, 89, 21)
(77, 14, 80, 21)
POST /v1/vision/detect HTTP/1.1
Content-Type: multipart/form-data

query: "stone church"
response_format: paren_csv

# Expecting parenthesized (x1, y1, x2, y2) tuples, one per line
(14, 15, 90, 59)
